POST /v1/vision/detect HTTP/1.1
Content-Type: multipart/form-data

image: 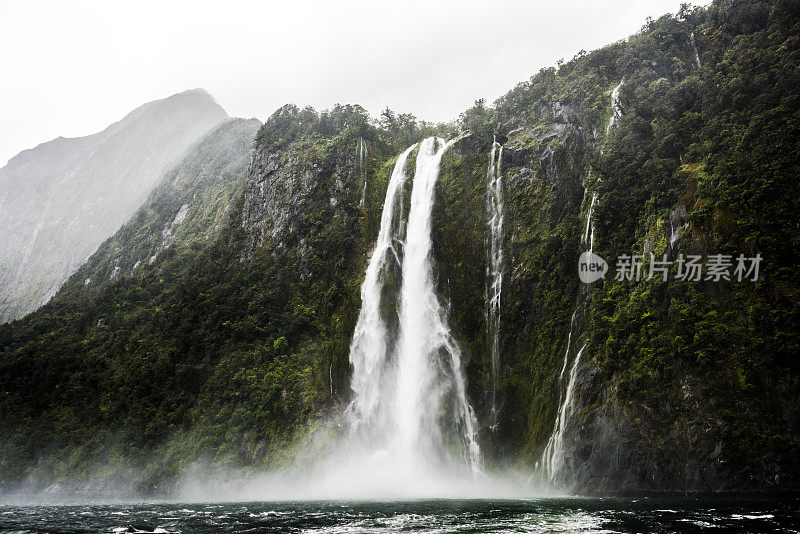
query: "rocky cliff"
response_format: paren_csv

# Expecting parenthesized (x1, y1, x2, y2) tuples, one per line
(429, 0, 800, 493)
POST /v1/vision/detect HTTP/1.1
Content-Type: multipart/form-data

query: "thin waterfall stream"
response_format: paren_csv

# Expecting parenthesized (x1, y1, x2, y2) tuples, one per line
(606, 79, 624, 133)
(537, 191, 596, 484)
(358, 137, 368, 207)
(537, 80, 620, 485)
(690, 32, 702, 68)
(486, 139, 504, 432)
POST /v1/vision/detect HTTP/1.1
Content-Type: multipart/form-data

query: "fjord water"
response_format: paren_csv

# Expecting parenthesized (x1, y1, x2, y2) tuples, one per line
(2, 498, 798, 533)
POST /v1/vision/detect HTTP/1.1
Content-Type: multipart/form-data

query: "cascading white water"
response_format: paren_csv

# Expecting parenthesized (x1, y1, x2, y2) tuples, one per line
(173, 139, 535, 500)
(606, 79, 624, 133)
(393, 136, 481, 472)
(358, 137, 368, 207)
(338, 136, 481, 496)
(485, 140, 504, 432)
(690, 33, 702, 68)
(539, 343, 587, 481)
(346, 143, 416, 430)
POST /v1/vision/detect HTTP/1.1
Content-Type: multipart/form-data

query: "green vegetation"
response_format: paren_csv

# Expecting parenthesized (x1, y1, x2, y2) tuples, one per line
(435, 0, 800, 488)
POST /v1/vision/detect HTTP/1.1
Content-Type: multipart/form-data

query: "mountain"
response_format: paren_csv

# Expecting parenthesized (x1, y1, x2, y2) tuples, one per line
(0, 0, 798, 496)
(69, 117, 261, 287)
(0, 89, 228, 323)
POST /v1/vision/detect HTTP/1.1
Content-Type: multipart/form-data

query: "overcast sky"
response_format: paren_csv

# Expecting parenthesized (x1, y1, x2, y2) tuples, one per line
(0, 0, 710, 166)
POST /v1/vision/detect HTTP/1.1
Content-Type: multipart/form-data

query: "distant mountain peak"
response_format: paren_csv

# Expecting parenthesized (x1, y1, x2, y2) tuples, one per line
(0, 90, 230, 322)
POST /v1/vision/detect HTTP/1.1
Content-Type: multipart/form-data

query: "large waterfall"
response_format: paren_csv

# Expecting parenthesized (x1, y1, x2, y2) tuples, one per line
(486, 140, 504, 432)
(346, 143, 416, 431)
(337, 136, 482, 496)
(394, 136, 481, 471)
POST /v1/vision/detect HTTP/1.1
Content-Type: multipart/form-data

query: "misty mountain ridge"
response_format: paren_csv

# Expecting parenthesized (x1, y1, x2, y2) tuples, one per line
(0, 88, 228, 322)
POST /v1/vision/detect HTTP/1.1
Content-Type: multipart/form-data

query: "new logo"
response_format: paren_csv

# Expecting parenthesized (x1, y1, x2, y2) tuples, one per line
(578, 251, 608, 284)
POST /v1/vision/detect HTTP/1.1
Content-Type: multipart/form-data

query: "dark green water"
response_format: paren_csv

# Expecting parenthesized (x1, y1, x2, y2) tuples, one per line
(1, 498, 799, 533)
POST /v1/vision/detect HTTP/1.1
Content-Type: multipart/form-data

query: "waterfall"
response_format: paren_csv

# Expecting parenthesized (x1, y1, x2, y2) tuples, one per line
(690, 33, 702, 68)
(606, 79, 624, 133)
(583, 192, 597, 247)
(343, 136, 481, 491)
(394, 136, 481, 471)
(346, 143, 416, 430)
(358, 137, 368, 207)
(536, 78, 623, 486)
(670, 221, 682, 250)
(486, 140, 504, 432)
(537, 188, 597, 484)
(539, 343, 587, 482)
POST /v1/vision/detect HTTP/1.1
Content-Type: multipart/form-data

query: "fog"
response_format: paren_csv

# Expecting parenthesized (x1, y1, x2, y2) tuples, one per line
(0, 422, 555, 504)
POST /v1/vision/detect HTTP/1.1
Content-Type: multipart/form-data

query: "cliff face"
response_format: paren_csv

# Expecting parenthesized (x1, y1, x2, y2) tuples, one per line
(0, 105, 415, 493)
(239, 105, 403, 262)
(0, 89, 228, 322)
(567, 0, 800, 493)
(433, 0, 800, 493)
(240, 144, 347, 262)
(432, 101, 591, 466)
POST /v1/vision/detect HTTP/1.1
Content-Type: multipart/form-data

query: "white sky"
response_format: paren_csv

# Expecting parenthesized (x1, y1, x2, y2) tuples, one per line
(0, 0, 709, 166)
